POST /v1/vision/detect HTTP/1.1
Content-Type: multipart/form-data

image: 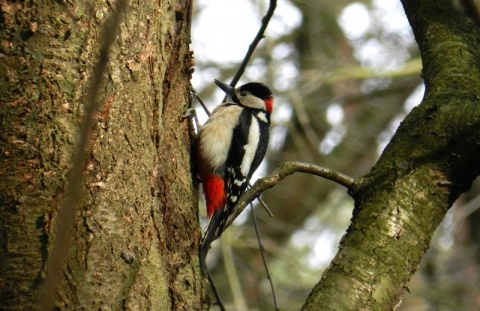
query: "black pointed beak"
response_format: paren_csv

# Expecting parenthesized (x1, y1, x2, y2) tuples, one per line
(214, 79, 235, 97)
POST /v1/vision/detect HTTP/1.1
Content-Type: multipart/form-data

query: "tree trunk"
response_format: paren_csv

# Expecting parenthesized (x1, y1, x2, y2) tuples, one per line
(302, 0, 480, 309)
(0, 0, 205, 310)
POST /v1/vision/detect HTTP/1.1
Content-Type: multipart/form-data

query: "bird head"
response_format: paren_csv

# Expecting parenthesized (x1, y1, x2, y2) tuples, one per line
(214, 79, 274, 114)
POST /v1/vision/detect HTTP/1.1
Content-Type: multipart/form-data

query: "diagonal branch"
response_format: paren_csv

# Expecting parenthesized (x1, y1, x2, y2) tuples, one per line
(221, 161, 355, 236)
(229, 0, 277, 88)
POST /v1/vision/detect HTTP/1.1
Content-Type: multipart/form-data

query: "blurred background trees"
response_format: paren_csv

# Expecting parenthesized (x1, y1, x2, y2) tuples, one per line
(192, 0, 480, 310)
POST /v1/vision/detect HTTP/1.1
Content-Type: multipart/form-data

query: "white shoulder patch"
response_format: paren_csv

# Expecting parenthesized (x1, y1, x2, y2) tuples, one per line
(256, 111, 268, 123)
(240, 117, 260, 176)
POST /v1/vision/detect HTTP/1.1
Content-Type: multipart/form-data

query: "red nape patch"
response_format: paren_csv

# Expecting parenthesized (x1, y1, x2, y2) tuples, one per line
(204, 176, 226, 218)
(264, 97, 274, 114)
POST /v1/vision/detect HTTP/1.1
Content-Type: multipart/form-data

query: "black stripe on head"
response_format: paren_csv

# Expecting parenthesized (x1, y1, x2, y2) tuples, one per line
(240, 83, 272, 100)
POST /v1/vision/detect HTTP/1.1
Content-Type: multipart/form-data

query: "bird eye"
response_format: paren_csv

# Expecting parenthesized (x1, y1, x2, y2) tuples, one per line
(240, 91, 248, 97)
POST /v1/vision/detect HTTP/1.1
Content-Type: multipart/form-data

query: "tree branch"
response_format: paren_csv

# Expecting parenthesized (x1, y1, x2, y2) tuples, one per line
(221, 161, 355, 235)
(301, 1, 480, 309)
(229, 0, 277, 88)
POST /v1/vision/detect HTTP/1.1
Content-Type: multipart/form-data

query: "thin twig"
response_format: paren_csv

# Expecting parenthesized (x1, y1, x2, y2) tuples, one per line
(38, 0, 127, 309)
(221, 161, 355, 236)
(257, 196, 274, 217)
(222, 234, 248, 310)
(251, 204, 278, 310)
(229, 0, 277, 88)
(192, 88, 211, 116)
(206, 269, 225, 311)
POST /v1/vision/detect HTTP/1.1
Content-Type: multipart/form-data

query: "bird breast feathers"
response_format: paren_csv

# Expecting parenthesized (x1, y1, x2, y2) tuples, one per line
(199, 105, 243, 170)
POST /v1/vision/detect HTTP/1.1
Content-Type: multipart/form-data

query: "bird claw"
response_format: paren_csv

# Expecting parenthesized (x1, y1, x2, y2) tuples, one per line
(182, 107, 196, 119)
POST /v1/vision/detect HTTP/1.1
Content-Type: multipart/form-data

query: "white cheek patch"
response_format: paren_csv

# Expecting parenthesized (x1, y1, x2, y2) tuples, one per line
(240, 94, 266, 110)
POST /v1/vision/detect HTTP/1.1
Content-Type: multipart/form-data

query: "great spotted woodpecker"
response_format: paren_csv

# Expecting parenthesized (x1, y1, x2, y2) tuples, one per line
(197, 80, 273, 271)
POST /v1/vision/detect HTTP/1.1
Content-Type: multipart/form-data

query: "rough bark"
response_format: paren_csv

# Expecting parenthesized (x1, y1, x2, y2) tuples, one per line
(302, 0, 480, 309)
(0, 0, 204, 310)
